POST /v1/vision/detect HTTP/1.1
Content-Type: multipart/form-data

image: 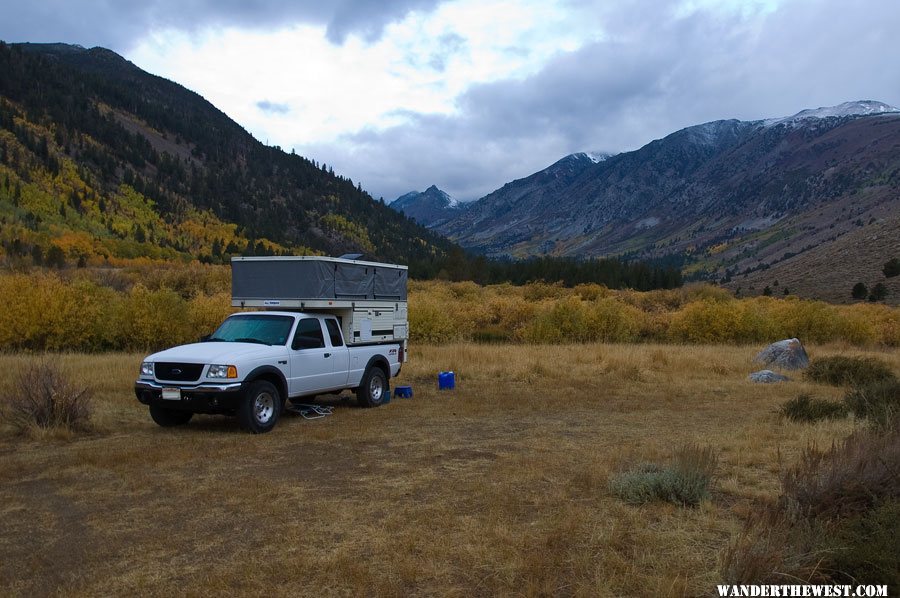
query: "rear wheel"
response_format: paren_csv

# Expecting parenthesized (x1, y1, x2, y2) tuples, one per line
(357, 366, 388, 408)
(238, 380, 281, 434)
(149, 404, 193, 427)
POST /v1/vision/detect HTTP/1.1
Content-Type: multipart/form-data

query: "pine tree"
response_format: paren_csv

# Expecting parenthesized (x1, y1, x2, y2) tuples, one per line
(884, 258, 900, 278)
(870, 283, 889, 302)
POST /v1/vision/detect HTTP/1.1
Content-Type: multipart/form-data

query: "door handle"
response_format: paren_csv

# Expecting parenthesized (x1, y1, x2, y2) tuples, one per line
(324, 353, 331, 358)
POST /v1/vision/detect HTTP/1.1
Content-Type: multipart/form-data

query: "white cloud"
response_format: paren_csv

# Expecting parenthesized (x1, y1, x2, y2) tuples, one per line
(127, 0, 600, 147)
(119, 0, 899, 205)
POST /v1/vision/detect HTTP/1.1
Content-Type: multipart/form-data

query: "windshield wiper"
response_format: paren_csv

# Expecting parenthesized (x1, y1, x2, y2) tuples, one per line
(233, 337, 271, 346)
(203, 336, 227, 342)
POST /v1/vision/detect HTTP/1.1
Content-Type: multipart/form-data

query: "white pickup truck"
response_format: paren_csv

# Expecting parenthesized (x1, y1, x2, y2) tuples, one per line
(134, 255, 409, 433)
(134, 311, 403, 433)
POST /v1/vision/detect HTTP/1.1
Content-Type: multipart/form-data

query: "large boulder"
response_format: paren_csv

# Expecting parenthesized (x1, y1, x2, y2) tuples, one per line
(749, 370, 790, 383)
(754, 338, 809, 370)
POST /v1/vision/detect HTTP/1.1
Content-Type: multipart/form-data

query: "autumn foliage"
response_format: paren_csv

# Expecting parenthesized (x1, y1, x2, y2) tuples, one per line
(0, 268, 897, 352)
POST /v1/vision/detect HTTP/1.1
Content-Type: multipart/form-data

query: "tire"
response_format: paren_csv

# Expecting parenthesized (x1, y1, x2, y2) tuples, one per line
(149, 404, 193, 427)
(357, 366, 388, 408)
(237, 380, 282, 434)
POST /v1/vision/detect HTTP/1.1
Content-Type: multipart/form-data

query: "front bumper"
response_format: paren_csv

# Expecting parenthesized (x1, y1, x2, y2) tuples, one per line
(134, 379, 245, 413)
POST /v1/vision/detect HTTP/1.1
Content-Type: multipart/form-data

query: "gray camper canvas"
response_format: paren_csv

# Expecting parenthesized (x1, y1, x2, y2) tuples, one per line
(231, 256, 408, 303)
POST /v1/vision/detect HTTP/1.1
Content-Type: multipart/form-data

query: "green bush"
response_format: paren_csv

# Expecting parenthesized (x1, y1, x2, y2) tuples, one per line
(828, 500, 900, 592)
(805, 356, 896, 387)
(844, 379, 900, 427)
(609, 444, 717, 506)
(779, 394, 847, 423)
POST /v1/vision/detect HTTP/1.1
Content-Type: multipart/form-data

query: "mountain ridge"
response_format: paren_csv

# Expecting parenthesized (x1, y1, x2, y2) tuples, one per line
(431, 101, 900, 302)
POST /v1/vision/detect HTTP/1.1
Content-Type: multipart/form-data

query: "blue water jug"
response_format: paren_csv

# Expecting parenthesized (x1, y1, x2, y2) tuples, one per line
(438, 371, 455, 390)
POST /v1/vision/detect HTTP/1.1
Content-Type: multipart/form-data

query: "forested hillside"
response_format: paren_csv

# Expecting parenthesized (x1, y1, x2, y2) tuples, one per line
(0, 42, 456, 274)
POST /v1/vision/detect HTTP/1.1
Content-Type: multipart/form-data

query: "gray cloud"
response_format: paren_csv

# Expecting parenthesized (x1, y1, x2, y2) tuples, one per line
(0, 0, 445, 50)
(296, 0, 900, 203)
(256, 100, 291, 114)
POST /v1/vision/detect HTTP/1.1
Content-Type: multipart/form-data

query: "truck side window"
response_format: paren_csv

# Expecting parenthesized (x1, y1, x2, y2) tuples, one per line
(325, 319, 344, 347)
(291, 318, 325, 350)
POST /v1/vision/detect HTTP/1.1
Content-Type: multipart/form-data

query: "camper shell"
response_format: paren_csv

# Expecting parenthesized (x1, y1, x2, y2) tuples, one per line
(231, 256, 409, 350)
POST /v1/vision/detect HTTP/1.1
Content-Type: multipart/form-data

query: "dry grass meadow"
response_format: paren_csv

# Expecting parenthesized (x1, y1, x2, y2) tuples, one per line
(2, 343, 896, 596)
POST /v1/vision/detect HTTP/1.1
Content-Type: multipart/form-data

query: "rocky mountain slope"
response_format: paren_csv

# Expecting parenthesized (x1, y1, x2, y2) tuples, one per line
(434, 101, 900, 302)
(0, 42, 456, 273)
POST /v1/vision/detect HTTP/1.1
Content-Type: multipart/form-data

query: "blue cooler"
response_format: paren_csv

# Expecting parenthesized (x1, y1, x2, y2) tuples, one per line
(438, 371, 455, 390)
(394, 386, 413, 399)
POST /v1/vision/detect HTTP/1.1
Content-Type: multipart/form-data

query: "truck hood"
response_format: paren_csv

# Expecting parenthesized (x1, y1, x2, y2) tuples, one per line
(145, 342, 285, 364)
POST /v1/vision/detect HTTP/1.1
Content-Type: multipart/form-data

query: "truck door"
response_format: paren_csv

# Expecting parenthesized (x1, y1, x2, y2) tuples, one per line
(324, 317, 350, 388)
(288, 318, 334, 397)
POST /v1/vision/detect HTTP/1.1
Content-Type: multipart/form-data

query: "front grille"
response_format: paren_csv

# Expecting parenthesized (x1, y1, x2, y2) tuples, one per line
(155, 362, 204, 382)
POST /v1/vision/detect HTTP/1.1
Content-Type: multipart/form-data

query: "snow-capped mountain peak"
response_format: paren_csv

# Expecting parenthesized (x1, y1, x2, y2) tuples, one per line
(425, 184, 459, 208)
(585, 151, 611, 163)
(764, 100, 899, 127)
(568, 151, 612, 163)
(389, 185, 463, 227)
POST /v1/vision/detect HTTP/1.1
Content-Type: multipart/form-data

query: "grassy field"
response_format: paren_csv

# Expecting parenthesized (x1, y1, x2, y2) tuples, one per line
(0, 343, 896, 596)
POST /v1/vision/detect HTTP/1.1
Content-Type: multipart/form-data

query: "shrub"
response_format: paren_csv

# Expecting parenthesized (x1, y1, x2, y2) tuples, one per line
(828, 500, 900, 591)
(844, 379, 900, 427)
(409, 294, 461, 343)
(471, 325, 513, 343)
(719, 510, 824, 585)
(668, 299, 743, 343)
(884, 258, 900, 279)
(780, 425, 900, 520)
(572, 283, 610, 301)
(609, 444, 717, 506)
(723, 425, 900, 586)
(851, 282, 868, 300)
(117, 284, 193, 351)
(779, 394, 847, 423)
(188, 292, 234, 338)
(0, 272, 120, 351)
(869, 282, 889, 302)
(805, 356, 896, 387)
(3, 361, 92, 433)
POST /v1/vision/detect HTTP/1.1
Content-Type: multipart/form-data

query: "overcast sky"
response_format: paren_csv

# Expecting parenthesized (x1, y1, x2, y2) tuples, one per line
(2, 0, 899, 202)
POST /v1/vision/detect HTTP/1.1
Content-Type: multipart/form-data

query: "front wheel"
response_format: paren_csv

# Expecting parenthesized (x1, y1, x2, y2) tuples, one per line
(357, 366, 388, 408)
(238, 380, 282, 434)
(149, 404, 193, 427)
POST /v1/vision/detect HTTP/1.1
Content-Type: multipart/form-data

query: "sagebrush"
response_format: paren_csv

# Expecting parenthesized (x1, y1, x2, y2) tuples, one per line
(779, 394, 847, 423)
(609, 444, 717, 506)
(844, 379, 900, 427)
(723, 424, 900, 587)
(805, 355, 897, 387)
(3, 361, 92, 433)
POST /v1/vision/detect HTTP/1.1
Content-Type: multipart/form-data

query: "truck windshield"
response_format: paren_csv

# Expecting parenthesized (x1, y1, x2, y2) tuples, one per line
(207, 315, 295, 346)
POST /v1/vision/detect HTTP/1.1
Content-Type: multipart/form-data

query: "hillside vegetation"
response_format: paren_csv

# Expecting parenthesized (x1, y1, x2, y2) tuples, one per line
(0, 267, 896, 352)
(0, 42, 455, 275)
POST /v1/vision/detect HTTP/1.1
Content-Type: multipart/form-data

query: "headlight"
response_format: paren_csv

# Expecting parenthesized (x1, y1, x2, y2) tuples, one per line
(140, 362, 154, 377)
(207, 364, 238, 379)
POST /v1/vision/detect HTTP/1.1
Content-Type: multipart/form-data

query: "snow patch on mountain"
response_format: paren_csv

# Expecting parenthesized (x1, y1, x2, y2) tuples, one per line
(586, 151, 612, 163)
(764, 100, 899, 127)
